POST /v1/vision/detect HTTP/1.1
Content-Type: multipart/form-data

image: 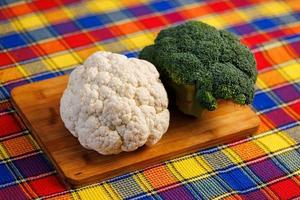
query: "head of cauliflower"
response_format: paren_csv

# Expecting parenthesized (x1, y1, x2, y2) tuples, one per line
(60, 51, 170, 155)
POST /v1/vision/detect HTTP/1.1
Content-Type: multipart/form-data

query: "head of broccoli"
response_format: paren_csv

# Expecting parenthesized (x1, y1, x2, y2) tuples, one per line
(139, 21, 257, 117)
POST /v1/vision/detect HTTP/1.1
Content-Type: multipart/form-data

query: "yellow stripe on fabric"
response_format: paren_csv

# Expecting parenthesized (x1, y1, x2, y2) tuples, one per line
(86, 0, 151, 13)
(199, 15, 226, 29)
(168, 156, 212, 180)
(12, 13, 44, 31)
(279, 62, 300, 81)
(0, 144, 9, 159)
(86, 0, 122, 13)
(255, 132, 295, 153)
(47, 53, 79, 69)
(121, 33, 155, 51)
(72, 185, 115, 200)
(255, 1, 292, 17)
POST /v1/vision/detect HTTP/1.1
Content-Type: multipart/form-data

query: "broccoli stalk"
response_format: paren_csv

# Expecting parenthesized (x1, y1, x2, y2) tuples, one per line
(139, 21, 257, 117)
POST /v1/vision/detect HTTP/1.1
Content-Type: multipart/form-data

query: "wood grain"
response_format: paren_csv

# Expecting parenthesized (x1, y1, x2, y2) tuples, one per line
(11, 75, 260, 187)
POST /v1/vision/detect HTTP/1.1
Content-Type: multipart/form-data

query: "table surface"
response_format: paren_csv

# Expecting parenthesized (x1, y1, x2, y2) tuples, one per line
(0, 0, 299, 199)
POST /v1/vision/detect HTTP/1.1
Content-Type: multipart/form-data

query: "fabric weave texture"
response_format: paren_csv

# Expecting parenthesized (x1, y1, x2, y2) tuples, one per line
(0, 0, 300, 199)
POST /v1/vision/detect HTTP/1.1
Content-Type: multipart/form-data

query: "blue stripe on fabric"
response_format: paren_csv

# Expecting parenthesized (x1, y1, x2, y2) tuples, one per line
(0, 163, 15, 185)
(77, 15, 104, 28)
(150, 0, 176, 11)
(219, 168, 257, 191)
(253, 92, 277, 111)
(124, 51, 139, 58)
(0, 34, 27, 48)
(252, 18, 278, 29)
(30, 72, 57, 82)
(283, 34, 300, 40)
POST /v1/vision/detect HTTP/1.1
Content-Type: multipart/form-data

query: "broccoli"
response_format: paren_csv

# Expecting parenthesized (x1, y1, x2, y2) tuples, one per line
(139, 21, 257, 117)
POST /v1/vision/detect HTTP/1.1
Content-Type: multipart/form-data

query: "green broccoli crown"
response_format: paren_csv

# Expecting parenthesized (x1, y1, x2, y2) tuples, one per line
(139, 21, 257, 115)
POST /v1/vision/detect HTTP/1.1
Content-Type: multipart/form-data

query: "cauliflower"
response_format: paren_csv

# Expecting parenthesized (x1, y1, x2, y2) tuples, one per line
(60, 51, 170, 155)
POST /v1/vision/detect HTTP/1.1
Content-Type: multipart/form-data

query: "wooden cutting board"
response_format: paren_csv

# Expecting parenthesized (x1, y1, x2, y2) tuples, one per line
(11, 75, 260, 187)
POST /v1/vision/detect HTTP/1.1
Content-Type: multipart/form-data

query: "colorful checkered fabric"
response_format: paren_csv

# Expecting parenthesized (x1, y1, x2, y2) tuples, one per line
(0, 0, 300, 199)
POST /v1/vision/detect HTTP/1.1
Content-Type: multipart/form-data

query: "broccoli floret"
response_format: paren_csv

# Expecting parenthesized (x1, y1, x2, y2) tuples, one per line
(139, 21, 257, 117)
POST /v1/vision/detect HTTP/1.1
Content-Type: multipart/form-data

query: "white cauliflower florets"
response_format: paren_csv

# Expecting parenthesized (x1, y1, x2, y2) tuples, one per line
(60, 51, 170, 155)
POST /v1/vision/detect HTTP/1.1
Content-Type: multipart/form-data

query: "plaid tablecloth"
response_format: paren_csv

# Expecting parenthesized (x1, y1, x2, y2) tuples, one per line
(0, 0, 300, 199)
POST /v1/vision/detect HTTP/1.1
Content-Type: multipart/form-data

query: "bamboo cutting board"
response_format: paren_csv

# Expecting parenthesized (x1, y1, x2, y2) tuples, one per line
(11, 75, 260, 187)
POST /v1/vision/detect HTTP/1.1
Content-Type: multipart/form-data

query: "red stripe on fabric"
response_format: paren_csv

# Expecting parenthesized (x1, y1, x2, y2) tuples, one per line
(254, 51, 272, 71)
(230, 0, 253, 7)
(63, 32, 93, 48)
(140, 16, 167, 29)
(290, 101, 300, 116)
(0, 113, 24, 137)
(29, 175, 66, 196)
(90, 28, 115, 41)
(33, 0, 59, 11)
(0, 7, 14, 19)
(10, 46, 37, 62)
(268, 178, 300, 199)
(0, 52, 14, 67)
(0, 9, 6, 20)
(242, 34, 270, 47)
(208, 0, 233, 13)
(267, 29, 287, 38)
(164, 12, 186, 23)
